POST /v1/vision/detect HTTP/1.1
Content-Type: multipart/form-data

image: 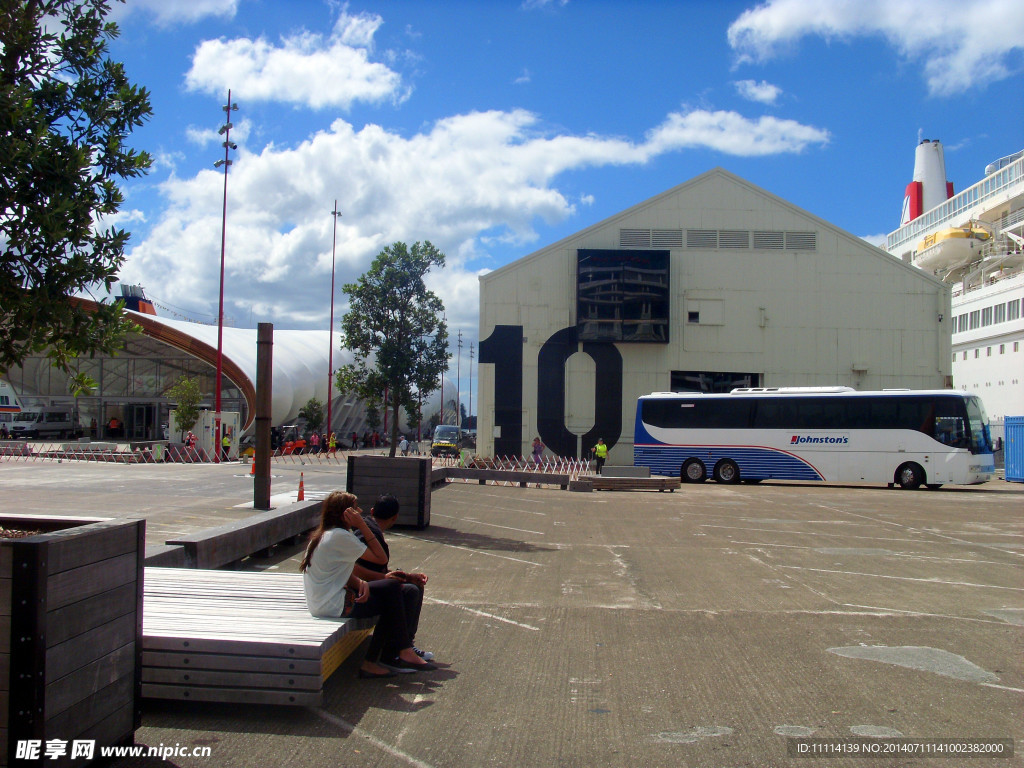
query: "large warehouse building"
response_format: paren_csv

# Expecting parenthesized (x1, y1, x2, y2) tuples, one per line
(477, 168, 952, 464)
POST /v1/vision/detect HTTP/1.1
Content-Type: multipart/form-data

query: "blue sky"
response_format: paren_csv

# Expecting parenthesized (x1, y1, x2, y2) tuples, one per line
(103, 0, 1024, 403)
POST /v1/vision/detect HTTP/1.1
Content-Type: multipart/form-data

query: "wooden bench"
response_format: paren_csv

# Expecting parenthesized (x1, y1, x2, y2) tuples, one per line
(163, 501, 322, 569)
(142, 567, 374, 706)
(579, 476, 680, 492)
(445, 467, 572, 489)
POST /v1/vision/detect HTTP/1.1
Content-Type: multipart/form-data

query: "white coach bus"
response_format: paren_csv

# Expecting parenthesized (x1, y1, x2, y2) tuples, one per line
(634, 387, 995, 489)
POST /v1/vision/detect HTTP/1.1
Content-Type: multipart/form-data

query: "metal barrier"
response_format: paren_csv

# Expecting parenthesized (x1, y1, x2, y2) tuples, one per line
(0, 442, 595, 478)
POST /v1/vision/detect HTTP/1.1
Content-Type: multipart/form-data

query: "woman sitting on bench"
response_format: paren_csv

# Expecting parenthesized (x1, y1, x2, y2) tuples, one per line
(301, 491, 437, 678)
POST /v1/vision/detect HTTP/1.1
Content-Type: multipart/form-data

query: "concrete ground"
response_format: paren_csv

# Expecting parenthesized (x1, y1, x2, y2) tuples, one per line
(3, 458, 1022, 767)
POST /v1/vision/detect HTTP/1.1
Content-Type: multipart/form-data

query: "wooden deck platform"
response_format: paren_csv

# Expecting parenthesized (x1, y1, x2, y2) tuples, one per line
(142, 568, 373, 706)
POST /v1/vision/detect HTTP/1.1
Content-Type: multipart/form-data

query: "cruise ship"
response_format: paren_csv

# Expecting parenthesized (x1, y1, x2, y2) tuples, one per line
(885, 140, 1023, 439)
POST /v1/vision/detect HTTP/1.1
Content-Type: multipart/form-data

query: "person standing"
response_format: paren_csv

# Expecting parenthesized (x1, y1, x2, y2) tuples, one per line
(591, 438, 608, 475)
(531, 436, 544, 467)
(221, 430, 231, 462)
(309, 431, 320, 452)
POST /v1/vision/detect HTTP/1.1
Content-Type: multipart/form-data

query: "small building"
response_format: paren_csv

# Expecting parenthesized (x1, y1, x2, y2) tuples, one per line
(477, 168, 952, 464)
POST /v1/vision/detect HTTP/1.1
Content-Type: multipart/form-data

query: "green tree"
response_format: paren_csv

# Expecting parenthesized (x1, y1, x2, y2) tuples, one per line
(166, 375, 202, 440)
(336, 241, 449, 457)
(0, 0, 152, 391)
(297, 397, 325, 435)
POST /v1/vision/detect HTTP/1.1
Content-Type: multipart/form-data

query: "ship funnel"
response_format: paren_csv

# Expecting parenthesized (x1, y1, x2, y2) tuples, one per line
(900, 139, 954, 226)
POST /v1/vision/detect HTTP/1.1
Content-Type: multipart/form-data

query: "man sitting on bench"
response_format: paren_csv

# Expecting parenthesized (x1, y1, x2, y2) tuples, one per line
(352, 495, 433, 665)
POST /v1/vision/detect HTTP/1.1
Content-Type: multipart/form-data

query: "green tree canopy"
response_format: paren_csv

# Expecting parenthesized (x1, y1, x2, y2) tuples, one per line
(0, 0, 152, 387)
(336, 241, 449, 457)
(166, 375, 202, 440)
(298, 397, 325, 435)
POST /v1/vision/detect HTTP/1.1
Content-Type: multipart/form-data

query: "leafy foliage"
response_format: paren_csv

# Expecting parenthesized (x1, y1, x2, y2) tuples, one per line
(0, 0, 152, 383)
(297, 396, 325, 434)
(166, 375, 202, 439)
(336, 241, 449, 456)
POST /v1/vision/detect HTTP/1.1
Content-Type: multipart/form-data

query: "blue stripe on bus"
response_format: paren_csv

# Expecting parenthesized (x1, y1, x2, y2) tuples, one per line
(634, 444, 824, 482)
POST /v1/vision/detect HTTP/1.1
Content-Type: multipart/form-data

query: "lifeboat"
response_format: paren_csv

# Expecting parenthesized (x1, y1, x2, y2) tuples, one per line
(913, 223, 990, 271)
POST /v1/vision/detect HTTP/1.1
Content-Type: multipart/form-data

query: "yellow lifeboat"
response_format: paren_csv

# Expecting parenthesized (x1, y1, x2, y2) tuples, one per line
(914, 223, 990, 271)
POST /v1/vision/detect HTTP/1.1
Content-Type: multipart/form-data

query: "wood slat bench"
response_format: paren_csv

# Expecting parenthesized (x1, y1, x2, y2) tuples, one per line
(163, 500, 322, 569)
(142, 568, 373, 706)
(581, 476, 680, 492)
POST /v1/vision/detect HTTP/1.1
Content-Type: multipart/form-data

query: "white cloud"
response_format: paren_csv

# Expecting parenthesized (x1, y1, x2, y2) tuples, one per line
(184, 9, 406, 109)
(727, 0, 1024, 96)
(122, 106, 829, 334)
(118, 0, 239, 25)
(646, 109, 829, 156)
(734, 79, 782, 105)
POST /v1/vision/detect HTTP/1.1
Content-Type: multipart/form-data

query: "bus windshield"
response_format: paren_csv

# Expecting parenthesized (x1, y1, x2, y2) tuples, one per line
(434, 426, 460, 442)
(965, 396, 993, 454)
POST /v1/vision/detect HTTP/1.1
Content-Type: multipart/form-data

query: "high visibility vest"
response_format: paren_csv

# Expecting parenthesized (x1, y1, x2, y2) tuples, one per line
(594, 443, 607, 458)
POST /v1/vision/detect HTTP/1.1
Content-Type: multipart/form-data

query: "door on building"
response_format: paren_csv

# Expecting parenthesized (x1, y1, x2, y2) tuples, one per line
(128, 404, 156, 440)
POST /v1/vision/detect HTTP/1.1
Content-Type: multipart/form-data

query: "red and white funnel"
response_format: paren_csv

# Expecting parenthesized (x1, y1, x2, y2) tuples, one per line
(900, 139, 954, 225)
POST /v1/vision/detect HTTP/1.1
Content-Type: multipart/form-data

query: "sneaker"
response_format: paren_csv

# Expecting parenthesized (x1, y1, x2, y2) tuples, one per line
(414, 647, 435, 661)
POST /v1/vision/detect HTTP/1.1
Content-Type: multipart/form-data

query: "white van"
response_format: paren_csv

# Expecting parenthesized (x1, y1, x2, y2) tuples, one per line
(9, 407, 80, 439)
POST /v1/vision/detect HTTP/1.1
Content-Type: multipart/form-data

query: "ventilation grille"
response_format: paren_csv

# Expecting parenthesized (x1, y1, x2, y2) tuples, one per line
(620, 229, 651, 247)
(651, 229, 683, 248)
(619, 228, 817, 251)
(719, 230, 749, 249)
(686, 229, 718, 248)
(753, 231, 785, 249)
(786, 231, 817, 250)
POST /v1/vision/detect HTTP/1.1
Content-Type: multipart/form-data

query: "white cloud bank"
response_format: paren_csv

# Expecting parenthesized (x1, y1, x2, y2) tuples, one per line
(184, 9, 407, 109)
(123, 107, 829, 334)
(727, 0, 1024, 96)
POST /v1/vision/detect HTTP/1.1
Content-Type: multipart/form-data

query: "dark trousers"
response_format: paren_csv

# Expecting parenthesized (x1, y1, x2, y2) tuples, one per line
(595, 456, 605, 474)
(349, 578, 416, 662)
(383, 582, 423, 659)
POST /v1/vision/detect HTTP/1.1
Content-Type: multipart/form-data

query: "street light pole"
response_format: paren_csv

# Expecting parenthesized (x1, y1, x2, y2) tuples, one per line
(214, 89, 238, 463)
(456, 330, 462, 428)
(468, 341, 474, 429)
(328, 201, 341, 436)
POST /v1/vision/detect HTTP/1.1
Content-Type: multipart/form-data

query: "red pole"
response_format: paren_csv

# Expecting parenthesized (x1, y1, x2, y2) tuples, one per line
(215, 89, 236, 463)
(328, 201, 341, 435)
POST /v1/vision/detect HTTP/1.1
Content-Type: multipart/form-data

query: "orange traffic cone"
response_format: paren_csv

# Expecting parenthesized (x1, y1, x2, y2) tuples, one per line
(250, 458, 255, 475)
(297, 472, 305, 501)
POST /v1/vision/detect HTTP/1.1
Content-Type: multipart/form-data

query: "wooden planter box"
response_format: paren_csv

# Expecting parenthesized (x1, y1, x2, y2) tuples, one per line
(1, 516, 144, 767)
(346, 456, 431, 529)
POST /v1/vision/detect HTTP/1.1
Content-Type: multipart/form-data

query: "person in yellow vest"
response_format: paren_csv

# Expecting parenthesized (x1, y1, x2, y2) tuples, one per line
(328, 432, 337, 455)
(591, 438, 608, 475)
(221, 430, 231, 462)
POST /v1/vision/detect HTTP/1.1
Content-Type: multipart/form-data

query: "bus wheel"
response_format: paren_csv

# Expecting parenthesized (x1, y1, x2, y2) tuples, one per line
(681, 458, 706, 483)
(713, 459, 740, 484)
(896, 462, 924, 490)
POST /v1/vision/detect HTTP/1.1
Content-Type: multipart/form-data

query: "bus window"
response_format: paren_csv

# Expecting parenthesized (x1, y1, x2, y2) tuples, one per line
(934, 416, 967, 448)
